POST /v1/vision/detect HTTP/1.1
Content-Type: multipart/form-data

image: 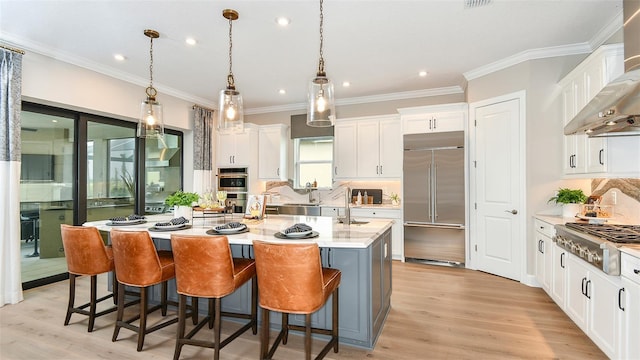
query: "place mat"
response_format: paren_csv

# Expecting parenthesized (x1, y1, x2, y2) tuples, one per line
(148, 225, 192, 232)
(274, 231, 319, 239)
(106, 220, 147, 226)
(206, 227, 250, 236)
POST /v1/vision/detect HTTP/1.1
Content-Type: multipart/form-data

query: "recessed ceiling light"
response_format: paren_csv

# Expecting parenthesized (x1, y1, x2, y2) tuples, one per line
(278, 89, 286, 94)
(114, 54, 125, 61)
(276, 17, 291, 26)
(342, 81, 351, 87)
(418, 71, 428, 77)
(185, 37, 197, 46)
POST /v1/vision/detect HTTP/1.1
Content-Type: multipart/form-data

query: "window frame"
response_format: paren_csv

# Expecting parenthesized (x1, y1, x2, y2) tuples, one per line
(293, 136, 334, 189)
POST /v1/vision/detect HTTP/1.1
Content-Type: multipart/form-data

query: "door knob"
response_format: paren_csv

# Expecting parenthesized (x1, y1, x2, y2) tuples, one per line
(505, 209, 518, 215)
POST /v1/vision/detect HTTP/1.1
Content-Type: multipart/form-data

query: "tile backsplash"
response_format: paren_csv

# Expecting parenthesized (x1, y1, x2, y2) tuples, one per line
(591, 178, 640, 223)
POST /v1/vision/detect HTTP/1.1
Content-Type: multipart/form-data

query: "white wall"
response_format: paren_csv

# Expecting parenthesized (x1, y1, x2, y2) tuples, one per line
(21, 52, 196, 191)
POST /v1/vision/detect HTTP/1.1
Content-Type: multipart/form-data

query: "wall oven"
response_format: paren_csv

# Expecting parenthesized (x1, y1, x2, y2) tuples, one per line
(217, 167, 248, 213)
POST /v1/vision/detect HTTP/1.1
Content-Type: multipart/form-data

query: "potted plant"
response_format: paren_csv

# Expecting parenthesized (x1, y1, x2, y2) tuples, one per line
(388, 193, 401, 206)
(165, 190, 200, 220)
(548, 188, 587, 218)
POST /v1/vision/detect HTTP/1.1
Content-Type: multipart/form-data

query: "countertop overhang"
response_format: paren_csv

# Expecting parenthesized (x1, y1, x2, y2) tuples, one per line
(84, 214, 394, 249)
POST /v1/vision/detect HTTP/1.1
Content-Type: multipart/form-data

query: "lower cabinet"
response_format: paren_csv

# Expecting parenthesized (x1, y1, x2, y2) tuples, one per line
(620, 253, 640, 359)
(149, 229, 392, 350)
(565, 254, 621, 359)
(534, 221, 552, 293)
(351, 208, 403, 260)
(550, 243, 567, 308)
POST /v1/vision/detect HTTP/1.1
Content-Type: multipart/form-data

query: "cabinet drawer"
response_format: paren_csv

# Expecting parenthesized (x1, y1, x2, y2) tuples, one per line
(351, 208, 400, 219)
(621, 253, 640, 286)
(534, 219, 556, 237)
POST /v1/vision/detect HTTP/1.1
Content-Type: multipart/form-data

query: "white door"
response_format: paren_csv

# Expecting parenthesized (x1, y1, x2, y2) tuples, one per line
(473, 97, 523, 281)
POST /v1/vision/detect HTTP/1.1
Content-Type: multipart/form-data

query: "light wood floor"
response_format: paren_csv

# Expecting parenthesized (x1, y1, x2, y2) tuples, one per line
(0, 262, 606, 359)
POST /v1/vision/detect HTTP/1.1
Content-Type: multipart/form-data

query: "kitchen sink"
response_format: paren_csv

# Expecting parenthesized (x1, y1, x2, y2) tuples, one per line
(284, 203, 320, 207)
(337, 217, 369, 225)
(268, 204, 322, 216)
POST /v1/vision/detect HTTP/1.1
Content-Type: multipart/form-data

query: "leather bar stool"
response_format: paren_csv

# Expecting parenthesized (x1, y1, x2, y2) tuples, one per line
(252, 240, 341, 360)
(60, 224, 121, 332)
(110, 229, 194, 351)
(170, 234, 258, 360)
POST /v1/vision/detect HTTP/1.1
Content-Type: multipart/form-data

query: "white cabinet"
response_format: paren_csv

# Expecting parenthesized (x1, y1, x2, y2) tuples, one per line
(320, 206, 344, 218)
(258, 124, 288, 181)
(334, 115, 402, 180)
(351, 208, 403, 260)
(559, 44, 626, 177)
(398, 103, 467, 135)
(355, 117, 402, 178)
(565, 254, 622, 359)
(333, 121, 357, 179)
(550, 242, 568, 309)
(534, 219, 553, 293)
(620, 253, 640, 359)
(216, 125, 256, 167)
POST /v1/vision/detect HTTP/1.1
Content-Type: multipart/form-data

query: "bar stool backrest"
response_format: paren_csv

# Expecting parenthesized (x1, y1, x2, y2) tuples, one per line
(61, 224, 112, 276)
(110, 229, 165, 287)
(252, 241, 325, 314)
(170, 235, 237, 297)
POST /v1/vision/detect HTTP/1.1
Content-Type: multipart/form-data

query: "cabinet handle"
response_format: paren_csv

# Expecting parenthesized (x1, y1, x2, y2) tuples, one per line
(634, 269, 639, 274)
(586, 279, 591, 299)
(229, 155, 233, 164)
(334, 166, 337, 175)
(599, 149, 604, 165)
(619, 288, 625, 311)
(380, 165, 383, 174)
(560, 252, 565, 268)
(376, 165, 379, 174)
(429, 118, 432, 130)
(277, 168, 279, 176)
(433, 117, 437, 129)
(581, 277, 587, 296)
(328, 247, 332, 268)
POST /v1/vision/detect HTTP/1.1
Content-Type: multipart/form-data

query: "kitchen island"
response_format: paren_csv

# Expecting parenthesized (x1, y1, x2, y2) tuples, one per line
(85, 214, 393, 349)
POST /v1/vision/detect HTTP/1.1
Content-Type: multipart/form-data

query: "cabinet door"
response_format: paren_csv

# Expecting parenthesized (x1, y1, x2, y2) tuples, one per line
(258, 126, 286, 180)
(379, 119, 402, 177)
(356, 120, 380, 177)
(535, 234, 551, 292)
(586, 137, 607, 173)
(588, 270, 621, 359)
(431, 111, 465, 133)
(216, 132, 236, 166)
(551, 244, 567, 309)
(402, 115, 431, 135)
(334, 122, 357, 179)
(566, 255, 589, 332)
(232, 131, 252, 166)
(621, 277, 640, 359)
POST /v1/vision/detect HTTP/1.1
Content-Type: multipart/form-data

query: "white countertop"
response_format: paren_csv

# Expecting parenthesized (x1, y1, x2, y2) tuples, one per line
(620, 245, 640, 258)
(266, 202, 401, 210)
(84, 214, 394, 249)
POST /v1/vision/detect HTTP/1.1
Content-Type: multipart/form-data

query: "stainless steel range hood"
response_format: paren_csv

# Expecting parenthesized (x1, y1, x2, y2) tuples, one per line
(564, 0, 640, 137)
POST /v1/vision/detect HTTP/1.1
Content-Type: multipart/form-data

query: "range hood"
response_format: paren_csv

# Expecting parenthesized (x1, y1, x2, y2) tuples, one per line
(564, 0, 640, 137)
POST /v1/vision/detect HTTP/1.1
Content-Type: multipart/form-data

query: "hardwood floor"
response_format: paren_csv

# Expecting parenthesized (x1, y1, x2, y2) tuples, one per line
(0, 262, 606, 359)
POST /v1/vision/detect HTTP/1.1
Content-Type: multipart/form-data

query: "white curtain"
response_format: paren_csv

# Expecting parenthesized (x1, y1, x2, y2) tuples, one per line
(0, 48, 24, 306)
(192, 106, 214, 195)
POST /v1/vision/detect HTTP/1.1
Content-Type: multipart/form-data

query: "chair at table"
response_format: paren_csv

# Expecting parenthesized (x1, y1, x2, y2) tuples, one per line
(252, 240, 341, 360)
(60, 224, 120, 332)
(170, 234, 257, 360)
(110, 229, 195, 352)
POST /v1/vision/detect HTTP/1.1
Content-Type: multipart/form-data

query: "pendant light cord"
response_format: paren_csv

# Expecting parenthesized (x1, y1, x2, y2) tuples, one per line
(149, 36, 154, 89)
(318, 0, 325, 74)
(227, 16, 235, 88)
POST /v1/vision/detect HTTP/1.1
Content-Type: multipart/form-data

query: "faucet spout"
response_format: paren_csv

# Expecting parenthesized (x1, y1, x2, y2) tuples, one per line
(344, 187, 351, 225)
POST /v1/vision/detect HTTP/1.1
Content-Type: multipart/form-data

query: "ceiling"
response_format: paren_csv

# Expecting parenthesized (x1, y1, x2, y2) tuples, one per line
(0, 0, 623, 114)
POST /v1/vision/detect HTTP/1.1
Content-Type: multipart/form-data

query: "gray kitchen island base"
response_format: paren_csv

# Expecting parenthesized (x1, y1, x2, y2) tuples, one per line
(142, 227, 393, 350)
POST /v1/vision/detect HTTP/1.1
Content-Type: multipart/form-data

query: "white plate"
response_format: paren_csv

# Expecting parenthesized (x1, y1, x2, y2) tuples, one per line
(215, 224, 247, 233)
(576, 215, 608, 224)
(283, 230, 313, 238)
(154, 223, 188, 230)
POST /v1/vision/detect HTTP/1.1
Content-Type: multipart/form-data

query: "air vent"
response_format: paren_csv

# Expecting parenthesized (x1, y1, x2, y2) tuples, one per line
(465, 0, 491, 8)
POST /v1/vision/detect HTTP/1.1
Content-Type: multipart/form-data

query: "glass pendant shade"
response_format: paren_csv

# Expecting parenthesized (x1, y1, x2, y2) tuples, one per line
(217, 88, 244, 133)
(138, 97, 164, 138)
(307, 75, 335, 127)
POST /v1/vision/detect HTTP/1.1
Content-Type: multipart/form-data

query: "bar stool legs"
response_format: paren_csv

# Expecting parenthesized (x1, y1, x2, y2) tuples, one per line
(64, 273, 118, 332)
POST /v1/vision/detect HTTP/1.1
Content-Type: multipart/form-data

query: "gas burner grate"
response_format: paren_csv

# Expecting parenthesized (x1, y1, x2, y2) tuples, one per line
(565, 222, 640, 243)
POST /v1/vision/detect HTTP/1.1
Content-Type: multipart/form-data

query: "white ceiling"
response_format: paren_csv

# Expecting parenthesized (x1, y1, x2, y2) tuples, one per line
(0, 0, 623, 114)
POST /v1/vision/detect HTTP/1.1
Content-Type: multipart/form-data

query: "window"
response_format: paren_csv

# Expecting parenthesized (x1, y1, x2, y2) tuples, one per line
(294, 136, 333, 188)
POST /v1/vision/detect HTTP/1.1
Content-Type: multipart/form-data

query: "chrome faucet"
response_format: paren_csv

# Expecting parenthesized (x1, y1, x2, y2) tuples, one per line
(344, 186, 351, 225)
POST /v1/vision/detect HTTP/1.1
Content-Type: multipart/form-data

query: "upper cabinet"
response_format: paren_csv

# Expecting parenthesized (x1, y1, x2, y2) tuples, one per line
(398, 103, 467, 135)
(559, 44, 640, 178)
(258, 124, 288, 181)
(333, 115, 402, 180)
(216, 124, 257, 167)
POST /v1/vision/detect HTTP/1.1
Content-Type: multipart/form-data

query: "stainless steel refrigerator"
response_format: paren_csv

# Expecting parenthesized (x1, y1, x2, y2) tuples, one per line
(403, 131, 465, 266)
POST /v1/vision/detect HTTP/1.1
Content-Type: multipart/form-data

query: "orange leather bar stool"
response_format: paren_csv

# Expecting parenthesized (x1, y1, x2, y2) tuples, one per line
(252, 240, 341, 360)
(110, 229, 193, 351)
(60, 224, 120, 332)
(170, 234, 258, 360)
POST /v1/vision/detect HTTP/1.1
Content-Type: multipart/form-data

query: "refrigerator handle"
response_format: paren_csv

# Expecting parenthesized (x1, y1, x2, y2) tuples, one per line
(433, 164, 437, 221)
(426, 166, 431, 219)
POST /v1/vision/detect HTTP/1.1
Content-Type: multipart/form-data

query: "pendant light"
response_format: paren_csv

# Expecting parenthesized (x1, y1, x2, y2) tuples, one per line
(307, 0, 335, 127)
(137, 29, 164, 138)
(218, 9, 244, 134)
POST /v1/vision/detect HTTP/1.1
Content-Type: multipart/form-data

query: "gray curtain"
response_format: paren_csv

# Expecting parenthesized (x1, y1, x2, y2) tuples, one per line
(192, 106, 214, 194)
(0, 48, 24, 306)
